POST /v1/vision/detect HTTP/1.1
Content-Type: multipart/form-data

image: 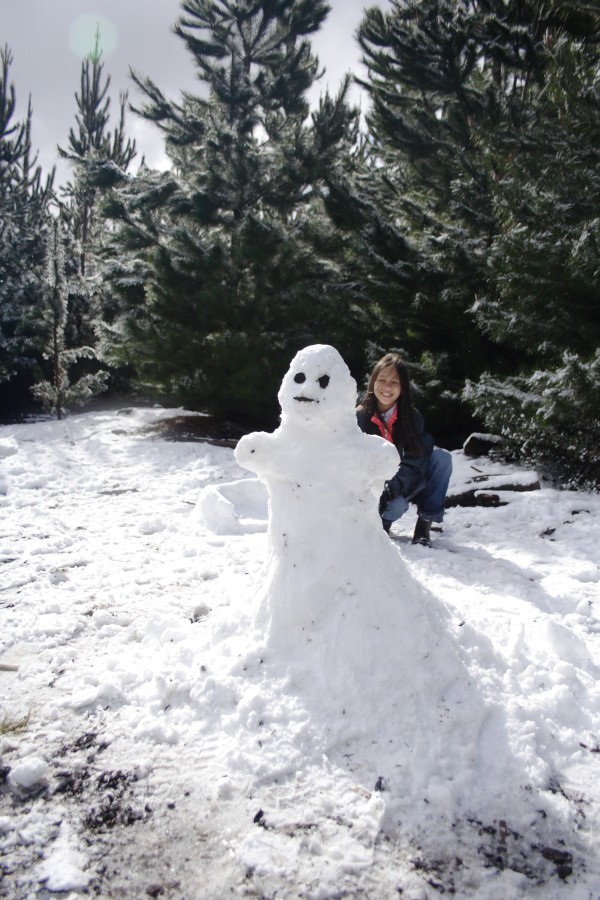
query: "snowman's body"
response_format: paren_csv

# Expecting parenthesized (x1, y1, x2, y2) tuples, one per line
(233, 348, 506, 830)
(235, 345, 401, 642)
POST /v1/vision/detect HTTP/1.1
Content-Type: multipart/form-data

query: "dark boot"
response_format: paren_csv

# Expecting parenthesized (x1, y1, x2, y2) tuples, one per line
(412, 517, 432, 547)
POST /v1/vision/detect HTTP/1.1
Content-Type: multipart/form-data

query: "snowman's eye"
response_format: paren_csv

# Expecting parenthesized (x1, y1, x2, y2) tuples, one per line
(318, 375, 330, 389)
(294, 373, 306, 384)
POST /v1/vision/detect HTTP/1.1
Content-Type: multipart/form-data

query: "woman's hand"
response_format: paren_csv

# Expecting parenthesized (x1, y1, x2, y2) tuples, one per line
(378, 482, 395, 515)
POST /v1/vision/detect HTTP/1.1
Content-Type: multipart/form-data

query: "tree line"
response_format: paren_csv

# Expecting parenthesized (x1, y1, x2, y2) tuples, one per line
(1, 0, 599, 489)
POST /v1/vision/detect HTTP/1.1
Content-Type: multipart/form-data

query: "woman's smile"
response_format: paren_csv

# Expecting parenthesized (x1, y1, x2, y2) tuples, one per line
(374, 366, 401, 413)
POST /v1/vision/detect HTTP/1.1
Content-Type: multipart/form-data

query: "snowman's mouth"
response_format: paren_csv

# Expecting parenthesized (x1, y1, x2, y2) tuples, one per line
(294, 396, 317, 403)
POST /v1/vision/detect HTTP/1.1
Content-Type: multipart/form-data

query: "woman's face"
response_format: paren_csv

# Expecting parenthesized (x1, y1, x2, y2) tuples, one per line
(373, 365, 401, 413)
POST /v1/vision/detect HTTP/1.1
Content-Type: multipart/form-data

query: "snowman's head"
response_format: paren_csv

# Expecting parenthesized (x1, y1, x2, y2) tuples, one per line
(278, 344, 358, 429)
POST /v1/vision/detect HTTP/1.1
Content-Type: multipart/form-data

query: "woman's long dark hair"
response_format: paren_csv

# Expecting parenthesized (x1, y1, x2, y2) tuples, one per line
(359, 353, 422, 455)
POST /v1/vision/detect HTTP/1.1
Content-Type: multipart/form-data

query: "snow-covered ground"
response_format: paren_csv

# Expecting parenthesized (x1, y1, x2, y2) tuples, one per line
(0, 406, 598, 899)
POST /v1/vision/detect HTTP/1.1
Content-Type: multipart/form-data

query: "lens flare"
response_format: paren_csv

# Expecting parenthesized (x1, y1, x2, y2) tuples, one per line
(68, 13, 118, 59)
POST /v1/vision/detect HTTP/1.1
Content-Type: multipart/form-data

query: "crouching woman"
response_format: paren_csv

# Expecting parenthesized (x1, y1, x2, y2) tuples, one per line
(356, 353, 452, 547)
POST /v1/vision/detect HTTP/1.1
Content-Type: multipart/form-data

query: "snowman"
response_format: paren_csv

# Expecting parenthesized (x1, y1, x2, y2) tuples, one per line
(234, 347, 479, 812)
(235, 344, 404, 646)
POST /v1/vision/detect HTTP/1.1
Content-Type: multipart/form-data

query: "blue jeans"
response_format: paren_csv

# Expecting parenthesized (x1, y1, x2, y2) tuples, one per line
(382, 448, 452, 525)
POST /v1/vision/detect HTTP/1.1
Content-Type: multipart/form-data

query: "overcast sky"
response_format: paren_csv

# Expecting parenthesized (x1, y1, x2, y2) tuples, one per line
(2, 0, 385, 187)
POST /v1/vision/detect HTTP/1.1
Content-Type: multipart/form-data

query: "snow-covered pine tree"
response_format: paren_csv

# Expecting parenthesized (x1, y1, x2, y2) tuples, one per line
(0, 46, 54, 414)
(357, 0, 600, 474)
(29, 218, 108, 420)
(317, 131, 460, 440)
(351, 0, 515, 443)
(58, 31, 137, 358)
(463, 3, 600, 487)
(100, 0, 361, 424)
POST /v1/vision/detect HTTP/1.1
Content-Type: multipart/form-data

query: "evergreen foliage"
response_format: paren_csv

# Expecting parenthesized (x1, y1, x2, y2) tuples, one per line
(0, 38, 136, 419)
(467, 2, 600, 486)
(464, 351, 600, 491)
(100, 0, 362, 424)
(29, 219, 108, 419)
(2, 3, 599, 489)
(58, 32, 137, 358)
(357, 0, 600, 481)
(348, 0, 512, 442)
(0, 46, 53, 412)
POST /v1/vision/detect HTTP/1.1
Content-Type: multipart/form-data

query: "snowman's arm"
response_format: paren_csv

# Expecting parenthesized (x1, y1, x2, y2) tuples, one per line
(364, 434, 400, 489)
(234, 431, 273, 476)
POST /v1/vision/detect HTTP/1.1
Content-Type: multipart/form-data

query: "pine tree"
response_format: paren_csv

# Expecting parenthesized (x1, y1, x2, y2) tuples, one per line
(57, 30, 137, 373)
(0, 46, 53, 413)
(356, 0, 600, 476)
(101, 0, 361, 424)
(29, 218, 108, 419)
(349, 0, 512, 443)
(464, 6, 600, 486)
(59, 30, 136, 278)
(472, 20, 600, 355)
(319, 133, 449, 427)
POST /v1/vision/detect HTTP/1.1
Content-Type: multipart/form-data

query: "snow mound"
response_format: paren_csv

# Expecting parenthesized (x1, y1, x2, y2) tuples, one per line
(0, 435, 18, 458)
(194, 478, 268, 534)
